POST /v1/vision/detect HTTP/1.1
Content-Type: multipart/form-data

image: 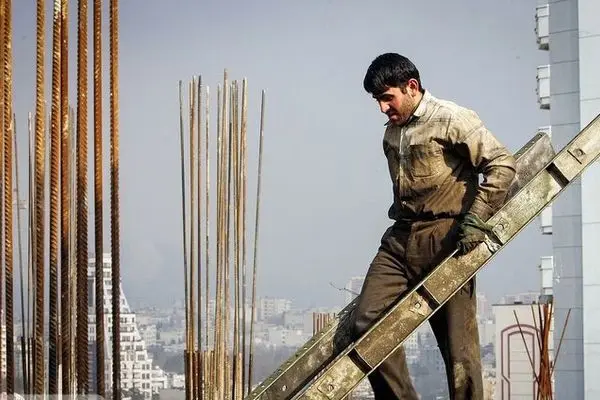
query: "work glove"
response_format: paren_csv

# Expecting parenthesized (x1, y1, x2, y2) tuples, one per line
(456, 213, 494, 255)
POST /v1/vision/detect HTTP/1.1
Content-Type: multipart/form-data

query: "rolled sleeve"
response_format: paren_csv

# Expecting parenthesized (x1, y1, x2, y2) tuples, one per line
(447, 109, 517, 221)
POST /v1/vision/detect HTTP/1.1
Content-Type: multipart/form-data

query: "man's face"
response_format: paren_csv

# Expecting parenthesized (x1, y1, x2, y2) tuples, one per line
(373, 82, 420, 126)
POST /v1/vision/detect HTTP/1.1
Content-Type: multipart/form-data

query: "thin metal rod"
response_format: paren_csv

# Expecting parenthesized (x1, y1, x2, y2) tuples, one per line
(204, 86, 210, 350)
(60, 0, 71, 393)
(189, 77, 197, 400)
(93, 0, 105, 395)
(14, 114, 28, 395)
(33, 0, 46, 394)
(196, 75, 203, 400)
(26, 111, 34, 395)
(240, 78, 248, 393)
(248, 90, 265, 393)
(48, 0, 62, 393)
(110, 0, 121, 397)
(178, 80, 191, 400)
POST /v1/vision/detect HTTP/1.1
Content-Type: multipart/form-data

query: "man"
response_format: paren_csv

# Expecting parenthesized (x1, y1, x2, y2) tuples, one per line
(353, 53, 516, 399)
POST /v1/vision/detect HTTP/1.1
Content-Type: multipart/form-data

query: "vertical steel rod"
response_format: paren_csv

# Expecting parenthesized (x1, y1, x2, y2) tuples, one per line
(110, 0, 121, 397)
(178, 80, 191, 400)
(248, 90, 265, 393)
(33, 0, 46, 394)
(48, 0, 62, 393)
(93, 0, 105, 396)
(2, 0, 15, 393)
(60, 0, 71, 393)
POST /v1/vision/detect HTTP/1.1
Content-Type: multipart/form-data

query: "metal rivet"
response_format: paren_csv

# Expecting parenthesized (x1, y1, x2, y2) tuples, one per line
(575, 148, 584, 157)
(281, 385, 287, 392)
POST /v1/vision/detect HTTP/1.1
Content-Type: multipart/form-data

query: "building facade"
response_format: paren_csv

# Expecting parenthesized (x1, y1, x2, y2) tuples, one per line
(535, 1, 600, 398)
(87, 253, 168, 398)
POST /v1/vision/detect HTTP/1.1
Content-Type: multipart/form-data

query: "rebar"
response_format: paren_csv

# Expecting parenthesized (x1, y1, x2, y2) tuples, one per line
(110, 0, 121, 397)
(76, 0, 89, 392)
(248, 90, 265, 393)
(60, 0, 72, 393)
(189, 78, 197, 400)
(2, 0, 15, 393)
(33, 0, 46, 395)
(240, 78, 248, 393)
(178, 80, 191, 400)
(26, 111, 34, 395)
(94, 0, 105, 396)
(48, 0, 62, 393)
(14, 115, 28, 395)
(195, 76, 204, 399)
(0, 0, 5, 389)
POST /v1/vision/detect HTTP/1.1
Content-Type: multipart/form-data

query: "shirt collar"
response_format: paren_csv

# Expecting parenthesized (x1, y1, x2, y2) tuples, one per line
(384, 90, 431, 127)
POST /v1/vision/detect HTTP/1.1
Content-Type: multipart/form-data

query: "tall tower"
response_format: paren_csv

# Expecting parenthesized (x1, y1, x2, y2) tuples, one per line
(88, 253, 167, 398)
(534, 1, 600, 398)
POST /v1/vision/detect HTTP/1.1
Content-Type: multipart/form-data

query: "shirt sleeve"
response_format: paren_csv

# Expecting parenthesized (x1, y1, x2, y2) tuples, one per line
(446, 108, 517, 221)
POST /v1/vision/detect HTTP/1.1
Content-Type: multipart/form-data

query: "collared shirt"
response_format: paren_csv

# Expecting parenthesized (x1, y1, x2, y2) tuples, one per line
(382, 90, 516, 222)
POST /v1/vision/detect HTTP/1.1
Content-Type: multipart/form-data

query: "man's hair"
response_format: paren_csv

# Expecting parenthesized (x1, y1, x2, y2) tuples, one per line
(363, 53, 424, 96)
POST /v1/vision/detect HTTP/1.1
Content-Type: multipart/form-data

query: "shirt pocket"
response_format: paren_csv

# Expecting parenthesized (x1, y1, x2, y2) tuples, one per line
(407, 143, 444, 178)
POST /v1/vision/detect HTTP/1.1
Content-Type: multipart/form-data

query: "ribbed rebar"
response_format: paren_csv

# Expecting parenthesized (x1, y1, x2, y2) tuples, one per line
(110, 1, 121, 398)
(93, 0, 105, 396)
(0, 1, 6, 394)
(60, 0, 71, 393)
(48, 0, 62, 394)
(3, 0, 14, 392)
(76, 0, 89, 393)
(33, 0, 46, 395)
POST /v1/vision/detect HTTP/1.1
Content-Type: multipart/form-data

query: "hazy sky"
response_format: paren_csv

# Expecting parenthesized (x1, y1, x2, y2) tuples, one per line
(12, 0, 553, 309)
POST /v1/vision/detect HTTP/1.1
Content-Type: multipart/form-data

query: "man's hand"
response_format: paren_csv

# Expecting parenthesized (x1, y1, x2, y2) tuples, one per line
(456, 213, 494, 255)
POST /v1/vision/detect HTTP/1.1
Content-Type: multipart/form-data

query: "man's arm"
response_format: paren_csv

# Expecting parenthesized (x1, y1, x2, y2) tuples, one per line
(446, 108, 517, 221)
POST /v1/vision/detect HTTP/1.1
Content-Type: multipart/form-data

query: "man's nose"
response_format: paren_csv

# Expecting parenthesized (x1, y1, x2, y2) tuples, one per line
(379, 101, 389, 114)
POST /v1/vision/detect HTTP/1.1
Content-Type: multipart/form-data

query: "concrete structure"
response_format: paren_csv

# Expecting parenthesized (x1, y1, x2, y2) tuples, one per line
(88, 253, 168, 397)
(534, 1, 600, 397)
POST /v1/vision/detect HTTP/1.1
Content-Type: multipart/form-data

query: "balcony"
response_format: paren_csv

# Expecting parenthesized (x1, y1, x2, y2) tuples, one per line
(535, 4, 549, 50)
(536, 65, 550, 110)
(537, 126, 552, 234)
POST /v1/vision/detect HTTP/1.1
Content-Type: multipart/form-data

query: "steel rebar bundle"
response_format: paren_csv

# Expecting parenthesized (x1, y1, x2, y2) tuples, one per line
(179, 70, 266, 399)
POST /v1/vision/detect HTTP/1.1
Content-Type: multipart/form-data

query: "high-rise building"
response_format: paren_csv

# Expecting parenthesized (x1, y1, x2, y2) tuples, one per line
(344, 276, 365, 304)
(534, 1, 600, 398)
(258, 297, 292, 321)
(87, 253, 168, 398)
(1, 319, 6, 384)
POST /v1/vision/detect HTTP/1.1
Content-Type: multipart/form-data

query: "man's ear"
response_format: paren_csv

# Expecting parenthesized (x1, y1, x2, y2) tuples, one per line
(406, 78, 420, 96)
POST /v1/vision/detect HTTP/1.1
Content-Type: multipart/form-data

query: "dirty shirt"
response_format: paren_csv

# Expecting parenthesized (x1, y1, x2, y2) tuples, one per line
(383, 90, 516, 222)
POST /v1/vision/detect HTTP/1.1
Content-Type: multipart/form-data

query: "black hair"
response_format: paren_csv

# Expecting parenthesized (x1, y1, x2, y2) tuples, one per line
(363, 53, 424, 96)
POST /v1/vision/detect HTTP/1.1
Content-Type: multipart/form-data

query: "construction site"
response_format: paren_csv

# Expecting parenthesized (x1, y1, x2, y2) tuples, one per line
(0, 1, 599, 400)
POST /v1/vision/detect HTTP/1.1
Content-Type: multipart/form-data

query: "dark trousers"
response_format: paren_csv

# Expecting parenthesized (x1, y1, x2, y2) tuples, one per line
(353, 218, 483, 400)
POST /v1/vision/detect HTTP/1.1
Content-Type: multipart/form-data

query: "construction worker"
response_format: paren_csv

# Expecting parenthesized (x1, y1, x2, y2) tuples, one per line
(353, 53, 516, 399)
